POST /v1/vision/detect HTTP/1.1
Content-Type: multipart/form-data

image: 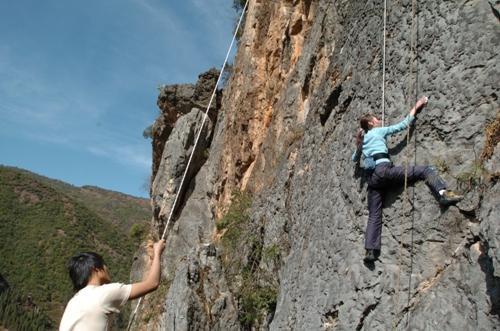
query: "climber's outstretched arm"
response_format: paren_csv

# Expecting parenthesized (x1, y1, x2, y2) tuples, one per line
(379, 96, 428, 137)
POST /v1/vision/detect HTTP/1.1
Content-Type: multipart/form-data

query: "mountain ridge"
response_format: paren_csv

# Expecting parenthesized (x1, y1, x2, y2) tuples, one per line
(0, 165, 150, 232)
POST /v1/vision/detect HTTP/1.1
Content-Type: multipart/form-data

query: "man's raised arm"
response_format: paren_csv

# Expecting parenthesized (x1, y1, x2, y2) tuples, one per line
(129, 240, 165, 300)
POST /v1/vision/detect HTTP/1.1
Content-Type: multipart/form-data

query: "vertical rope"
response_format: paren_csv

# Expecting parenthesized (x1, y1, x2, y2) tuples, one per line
(126, 1, 250, 329)
(382, 0, 387, 126)
(394, 1, 418, 329)
(387, 0, 402, 328)
(406, 0, 418, 327)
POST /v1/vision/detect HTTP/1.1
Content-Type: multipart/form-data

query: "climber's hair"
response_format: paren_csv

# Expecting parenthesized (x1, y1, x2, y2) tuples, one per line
(67, 252, 105, 291)
(360, 113, 375, 132)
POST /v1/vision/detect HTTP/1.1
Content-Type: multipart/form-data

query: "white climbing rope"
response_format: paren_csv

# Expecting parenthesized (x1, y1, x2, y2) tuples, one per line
(396, 0, 419, 329)
(381, 0, 387, 126)
(126, 1, 250, 330)
(392, 0, 419, 329)
(160, 0, 249, 241)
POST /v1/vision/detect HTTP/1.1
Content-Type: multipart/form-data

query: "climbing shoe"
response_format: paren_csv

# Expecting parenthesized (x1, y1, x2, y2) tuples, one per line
(439, 190, 463, 206)
(363, 249, 377, 263)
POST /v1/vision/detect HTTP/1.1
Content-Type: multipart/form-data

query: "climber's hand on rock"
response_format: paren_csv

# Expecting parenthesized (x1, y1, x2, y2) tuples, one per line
(416, 96, 428, 110)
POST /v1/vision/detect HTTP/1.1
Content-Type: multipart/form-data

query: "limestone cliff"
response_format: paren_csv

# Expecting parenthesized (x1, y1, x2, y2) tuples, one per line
(131, 1, 499, 330)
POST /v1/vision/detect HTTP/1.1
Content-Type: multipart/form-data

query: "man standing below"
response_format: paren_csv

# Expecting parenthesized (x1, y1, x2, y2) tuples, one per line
(352, 96, 463, 263)
(60, 240, 165, 330)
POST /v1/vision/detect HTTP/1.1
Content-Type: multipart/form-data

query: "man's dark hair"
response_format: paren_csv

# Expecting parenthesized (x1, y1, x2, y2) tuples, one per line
(67, 252, 105, 291)
(360, 113, 375, 132)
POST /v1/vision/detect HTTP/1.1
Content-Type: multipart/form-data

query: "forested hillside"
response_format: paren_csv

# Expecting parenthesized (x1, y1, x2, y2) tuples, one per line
(5, 166, 151, 233)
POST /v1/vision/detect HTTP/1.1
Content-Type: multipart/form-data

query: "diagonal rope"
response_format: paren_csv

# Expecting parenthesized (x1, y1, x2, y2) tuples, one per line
(160, 0, 249, 241)
(126, 1, 250, 330)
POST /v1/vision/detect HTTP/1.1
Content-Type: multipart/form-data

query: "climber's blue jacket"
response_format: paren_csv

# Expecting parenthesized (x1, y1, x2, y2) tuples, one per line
(352, 115, 415, 169)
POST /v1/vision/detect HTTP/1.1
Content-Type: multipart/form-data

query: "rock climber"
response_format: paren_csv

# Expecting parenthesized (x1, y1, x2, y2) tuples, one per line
(352, 96, 463, 263)
(59, 240, 165, 331)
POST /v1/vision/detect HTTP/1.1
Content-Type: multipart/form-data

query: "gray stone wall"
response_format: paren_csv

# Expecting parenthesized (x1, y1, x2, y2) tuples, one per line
(259, 1, 499, 330)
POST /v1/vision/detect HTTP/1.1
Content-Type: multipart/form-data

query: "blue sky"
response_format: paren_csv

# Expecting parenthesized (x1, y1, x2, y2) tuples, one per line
(0, 0, 237, 198)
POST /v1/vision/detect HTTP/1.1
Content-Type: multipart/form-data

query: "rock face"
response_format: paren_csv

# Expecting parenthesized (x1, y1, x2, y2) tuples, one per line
(150, 69, 220, 227)
(132, 1, 499, 330)
(157, 244, 240, 331)
(130, 69, 240, 330)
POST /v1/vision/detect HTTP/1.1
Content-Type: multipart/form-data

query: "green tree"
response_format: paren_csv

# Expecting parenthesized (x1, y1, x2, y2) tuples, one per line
(232, 0, 248, 41)
(142, 124, 153, 139)
(233, 0, 247, 13)
(129, 223, 148, 243)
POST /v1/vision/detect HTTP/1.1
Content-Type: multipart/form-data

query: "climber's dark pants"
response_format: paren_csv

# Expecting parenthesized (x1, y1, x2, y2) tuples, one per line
(364, 162, 447, 250)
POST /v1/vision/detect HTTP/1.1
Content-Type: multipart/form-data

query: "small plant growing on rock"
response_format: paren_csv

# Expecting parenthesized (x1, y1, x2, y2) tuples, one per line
(216, 191, 251, 232)
(263, 244, 281, 264)
(238, 272, 277, 328)
(217, 192, 279, 329)
(455, 161, 487, 192)
(434, 157, 449, 174)
(480, 110, 500, 161)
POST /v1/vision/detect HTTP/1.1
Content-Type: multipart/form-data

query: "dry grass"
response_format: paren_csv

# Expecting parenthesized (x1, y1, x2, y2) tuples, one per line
(481, 110, 500, 161)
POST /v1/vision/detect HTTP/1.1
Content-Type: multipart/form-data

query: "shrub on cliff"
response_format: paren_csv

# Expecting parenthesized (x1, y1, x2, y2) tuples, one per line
(233, 0, 246, 13)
